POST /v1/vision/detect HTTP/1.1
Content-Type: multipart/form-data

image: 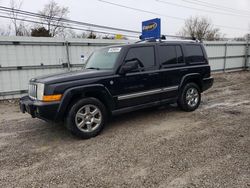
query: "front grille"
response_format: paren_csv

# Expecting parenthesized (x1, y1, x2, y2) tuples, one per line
(28, 84, 37, 99)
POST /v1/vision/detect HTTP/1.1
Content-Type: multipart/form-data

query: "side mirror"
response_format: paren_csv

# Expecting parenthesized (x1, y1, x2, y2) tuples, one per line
(119, 59, 139, 75)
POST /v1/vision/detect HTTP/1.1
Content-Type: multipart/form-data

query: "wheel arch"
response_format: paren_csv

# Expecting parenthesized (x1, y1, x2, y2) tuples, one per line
(55, 84, 115, 121)
(179, 73, 202, 92)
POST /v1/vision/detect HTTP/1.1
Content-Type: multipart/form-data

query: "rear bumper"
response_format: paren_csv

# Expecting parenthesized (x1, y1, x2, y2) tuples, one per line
(202, 77, 214, 92)
(19, 96, 60, 121)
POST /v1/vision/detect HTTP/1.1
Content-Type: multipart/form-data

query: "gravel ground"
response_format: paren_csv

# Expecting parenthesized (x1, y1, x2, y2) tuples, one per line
(0, 71, 249, 188)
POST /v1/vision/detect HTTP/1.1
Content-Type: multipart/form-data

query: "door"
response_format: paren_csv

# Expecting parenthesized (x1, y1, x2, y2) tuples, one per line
(158, 44, 186, 100)
(114, 46, 161, 109)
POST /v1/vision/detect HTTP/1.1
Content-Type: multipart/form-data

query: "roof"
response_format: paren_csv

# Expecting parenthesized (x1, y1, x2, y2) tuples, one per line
(97, 39, 201, 50)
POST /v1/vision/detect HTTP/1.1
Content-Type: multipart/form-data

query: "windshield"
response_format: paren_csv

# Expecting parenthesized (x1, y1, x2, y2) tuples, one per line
(85, 47, 122, 70)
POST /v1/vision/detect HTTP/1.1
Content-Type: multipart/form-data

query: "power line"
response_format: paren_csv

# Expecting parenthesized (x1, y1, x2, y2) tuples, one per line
(98, 0, 185, 21)
(0, 3, 248, 39)
(0, 5, 142, 35)
(156, 0, 250, 18)
(183, 0, 250, 15)
(0, 6, 187, 39)
(0, 12, 139, 38)
(98, 0, 249, 31)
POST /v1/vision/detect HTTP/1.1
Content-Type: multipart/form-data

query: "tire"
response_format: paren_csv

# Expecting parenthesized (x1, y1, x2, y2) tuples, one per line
(178, 82, 201, 112)
(66, 97, 107, 139)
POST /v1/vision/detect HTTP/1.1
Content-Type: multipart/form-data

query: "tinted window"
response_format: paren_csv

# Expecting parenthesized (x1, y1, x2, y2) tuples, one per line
(186, 45, 205, 63)
(159, 45, 184, 66)
(159, 46, 176, 65)
(125, 46, 155, 69)
(176, 46, 184, 64)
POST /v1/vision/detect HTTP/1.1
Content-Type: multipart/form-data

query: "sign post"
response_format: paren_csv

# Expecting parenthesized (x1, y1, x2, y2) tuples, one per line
(141, 18, 161, 40)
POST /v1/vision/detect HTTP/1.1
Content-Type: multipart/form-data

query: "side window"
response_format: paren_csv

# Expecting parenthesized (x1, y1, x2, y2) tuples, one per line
(125, 46, 155, 69)
(159, 46, 176, 65)
(176, 46, 184, 64)
(159, 45, 184, 66)
(185, 45, 205, 63)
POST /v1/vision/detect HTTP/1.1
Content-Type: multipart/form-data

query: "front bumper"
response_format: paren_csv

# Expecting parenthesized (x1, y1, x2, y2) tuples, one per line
(19, 96, 60, 121)
(202, 77, 214, 92)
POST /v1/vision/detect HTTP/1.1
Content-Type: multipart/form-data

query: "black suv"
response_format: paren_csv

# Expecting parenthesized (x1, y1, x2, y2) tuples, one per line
(20, 40, 213, 138)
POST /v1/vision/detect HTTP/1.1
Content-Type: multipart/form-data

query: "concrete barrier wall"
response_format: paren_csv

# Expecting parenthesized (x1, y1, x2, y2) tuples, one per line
(204, 41, 248, 72)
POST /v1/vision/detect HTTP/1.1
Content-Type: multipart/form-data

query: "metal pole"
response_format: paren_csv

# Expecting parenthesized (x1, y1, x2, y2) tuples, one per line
(223, 42, 228, 72)
(245, 34, 250, 70)
(65, 41, 71, 71)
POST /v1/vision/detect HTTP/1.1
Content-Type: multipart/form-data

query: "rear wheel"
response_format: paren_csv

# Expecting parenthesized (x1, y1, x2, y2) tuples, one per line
(178, 83, 201, 112)
(66, 97, 107, 139)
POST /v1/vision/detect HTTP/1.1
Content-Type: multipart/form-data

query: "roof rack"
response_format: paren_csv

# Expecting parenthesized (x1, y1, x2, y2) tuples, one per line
(161, 39, 199, 43)
(135, 35, 201, 44)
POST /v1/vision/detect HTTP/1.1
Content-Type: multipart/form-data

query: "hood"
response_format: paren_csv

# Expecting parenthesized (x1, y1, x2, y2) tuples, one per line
(31, 69, 113, 84)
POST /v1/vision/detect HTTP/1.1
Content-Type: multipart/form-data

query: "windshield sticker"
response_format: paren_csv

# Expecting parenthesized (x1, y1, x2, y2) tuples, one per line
(108, 47, 121, 53)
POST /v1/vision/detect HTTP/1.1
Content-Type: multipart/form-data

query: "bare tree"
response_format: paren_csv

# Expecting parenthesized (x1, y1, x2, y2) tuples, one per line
(9, 0, 30, 36)
(0, 25, 11, 36)
(247, 23, 250, 36)
(178, 16, 222, 41)
(39, 0, 69, 37)
(63, 30, 87, 39)
(87, 31, 96, 39)
(31, 27, 51, 37)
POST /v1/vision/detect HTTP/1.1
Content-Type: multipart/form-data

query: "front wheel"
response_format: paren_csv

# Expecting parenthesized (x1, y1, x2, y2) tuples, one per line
(66, 98, 107, 139)
(178, 83, 201, 112)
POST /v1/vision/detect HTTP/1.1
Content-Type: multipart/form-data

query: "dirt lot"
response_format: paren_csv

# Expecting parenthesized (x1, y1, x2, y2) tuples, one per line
(0, 71, 249, 188)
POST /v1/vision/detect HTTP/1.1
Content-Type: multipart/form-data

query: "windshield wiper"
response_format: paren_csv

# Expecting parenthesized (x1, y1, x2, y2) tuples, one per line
(86, 67, 100, 70)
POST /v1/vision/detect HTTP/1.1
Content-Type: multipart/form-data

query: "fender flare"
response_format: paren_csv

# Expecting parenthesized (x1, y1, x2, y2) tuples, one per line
(55, 84, 114, 121)
(179, 73, 202, 91)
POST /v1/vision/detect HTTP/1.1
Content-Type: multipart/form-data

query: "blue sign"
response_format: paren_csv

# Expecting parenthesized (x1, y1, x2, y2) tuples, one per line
(141, 18, 161, 40)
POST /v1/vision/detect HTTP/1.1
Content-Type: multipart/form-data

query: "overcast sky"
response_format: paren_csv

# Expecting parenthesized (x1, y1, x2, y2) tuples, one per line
(0, 0, 250, 38)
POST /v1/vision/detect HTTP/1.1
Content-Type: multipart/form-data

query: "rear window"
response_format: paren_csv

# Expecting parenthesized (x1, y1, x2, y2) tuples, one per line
(185, 44, 205, 63)
(159, 45, 184, 66)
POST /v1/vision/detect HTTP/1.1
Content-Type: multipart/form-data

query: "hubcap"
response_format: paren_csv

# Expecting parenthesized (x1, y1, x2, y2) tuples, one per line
(75, 105, 102, 133)
(186, 87, 199, 107)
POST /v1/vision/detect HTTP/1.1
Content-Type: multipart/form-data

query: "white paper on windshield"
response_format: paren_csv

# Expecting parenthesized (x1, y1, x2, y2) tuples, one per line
(108, 47, 121, 53)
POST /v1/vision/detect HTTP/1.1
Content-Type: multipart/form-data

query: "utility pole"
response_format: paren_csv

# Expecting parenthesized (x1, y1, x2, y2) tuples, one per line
(245, 34, 250, 70)
(65, 41, 71, 71)
(223, 42, 228, 72)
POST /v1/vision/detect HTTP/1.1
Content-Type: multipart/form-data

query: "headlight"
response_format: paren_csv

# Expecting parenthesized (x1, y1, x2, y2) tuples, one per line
(29, 82, 62, 102)
(36, 83, 45, 101)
